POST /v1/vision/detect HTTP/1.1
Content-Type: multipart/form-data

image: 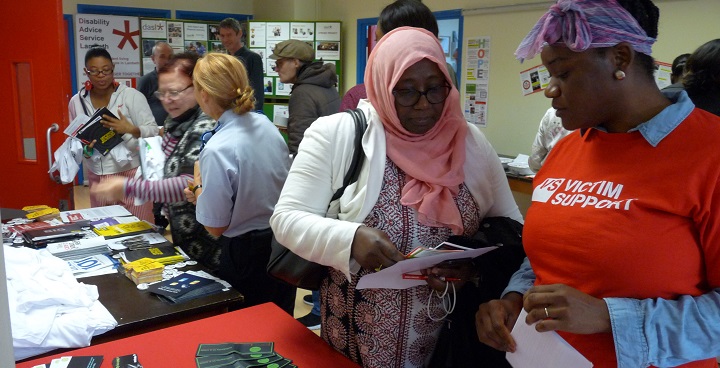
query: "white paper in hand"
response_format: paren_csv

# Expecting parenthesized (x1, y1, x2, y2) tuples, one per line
(506, 309, 593, 368)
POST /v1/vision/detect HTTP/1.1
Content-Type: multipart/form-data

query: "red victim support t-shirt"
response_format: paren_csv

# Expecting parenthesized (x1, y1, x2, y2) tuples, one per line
(525, 109, 720, 368)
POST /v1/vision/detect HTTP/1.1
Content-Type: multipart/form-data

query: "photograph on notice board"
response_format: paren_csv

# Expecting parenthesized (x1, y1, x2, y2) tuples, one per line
(315, 41, 340, 60)
(264, 77, 274, 95)
(290, 22, 315, 41)
(184, 41, 207, 56)
(208, 24, 220, 41)
(210, 42, 226, 54)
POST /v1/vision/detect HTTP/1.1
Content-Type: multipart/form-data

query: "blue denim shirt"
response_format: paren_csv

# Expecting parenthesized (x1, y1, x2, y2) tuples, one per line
(503, 91, 720, 367)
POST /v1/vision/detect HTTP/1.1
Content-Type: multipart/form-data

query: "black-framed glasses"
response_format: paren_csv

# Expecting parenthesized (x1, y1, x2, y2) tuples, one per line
(85, 67, 114, 76)
(199, 123, 222, 152)
(154, 85, 193, 101)
(392, 84, 451, 107)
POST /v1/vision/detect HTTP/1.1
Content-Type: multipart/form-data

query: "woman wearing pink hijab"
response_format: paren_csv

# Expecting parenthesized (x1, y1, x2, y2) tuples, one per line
(271, 27, 520, 367)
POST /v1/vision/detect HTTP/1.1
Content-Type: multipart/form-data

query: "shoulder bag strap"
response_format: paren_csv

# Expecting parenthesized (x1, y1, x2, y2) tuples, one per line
(330, 108, 367, 202)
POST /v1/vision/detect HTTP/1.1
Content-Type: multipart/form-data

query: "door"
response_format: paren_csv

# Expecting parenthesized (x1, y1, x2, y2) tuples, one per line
(0, 0, 74, 210)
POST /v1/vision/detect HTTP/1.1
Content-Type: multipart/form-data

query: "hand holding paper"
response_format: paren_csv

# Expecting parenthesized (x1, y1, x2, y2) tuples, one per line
(356, 246, 496, 290)
(505, 309, 593, 368)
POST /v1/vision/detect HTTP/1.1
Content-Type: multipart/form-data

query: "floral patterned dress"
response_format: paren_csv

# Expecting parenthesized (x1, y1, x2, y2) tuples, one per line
(320, 158, 481, 368)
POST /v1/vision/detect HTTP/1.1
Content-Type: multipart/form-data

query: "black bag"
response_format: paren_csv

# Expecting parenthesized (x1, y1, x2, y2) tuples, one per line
(429, 216, 526, 368)
(267, 108, 368, 290)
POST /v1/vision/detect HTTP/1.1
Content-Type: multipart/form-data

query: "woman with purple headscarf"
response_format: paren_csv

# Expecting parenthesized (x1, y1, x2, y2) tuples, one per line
(476, 1, 720, 367)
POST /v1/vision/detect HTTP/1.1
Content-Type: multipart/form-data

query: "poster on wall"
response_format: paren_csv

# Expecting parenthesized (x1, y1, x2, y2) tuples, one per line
(273, 104, 289, 127)
(141, 19, 167, 39)
(315, 22, 340, 41)
(654, 61, 672, 89)
(184, 23, 208, 41)
(265, 41, 280, 77)
(464, 37, 491, 127)
(276, 80, 293, 96)
(248, 22, 267, 47)
(290, 22, 315, 41)
(266, 22, 290, 41)
(251, 48, 267, 73)
(74, 14, 142, 89)
(519, 64, 550, 96)
(315, 41, 340, 60)
(167, 22, 184, 48)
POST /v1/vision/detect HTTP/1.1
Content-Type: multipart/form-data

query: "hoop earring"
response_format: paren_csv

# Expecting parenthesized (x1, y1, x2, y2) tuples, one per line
(614, 70, 626, 80)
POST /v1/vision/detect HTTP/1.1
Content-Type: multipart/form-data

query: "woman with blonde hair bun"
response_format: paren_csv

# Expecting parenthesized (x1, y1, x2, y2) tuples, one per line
(184, 53, 296, 314)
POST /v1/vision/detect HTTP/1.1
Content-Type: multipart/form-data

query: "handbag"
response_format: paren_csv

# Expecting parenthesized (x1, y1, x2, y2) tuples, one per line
(267, 108, 368, 290)
(429, 216, 526, 368)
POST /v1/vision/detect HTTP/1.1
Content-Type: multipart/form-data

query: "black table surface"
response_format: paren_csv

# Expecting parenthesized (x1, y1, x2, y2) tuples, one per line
(83, 265, 244, 342)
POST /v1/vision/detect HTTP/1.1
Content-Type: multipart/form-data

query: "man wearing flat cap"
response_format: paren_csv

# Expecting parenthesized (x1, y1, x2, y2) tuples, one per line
(270, 39, 341, 157)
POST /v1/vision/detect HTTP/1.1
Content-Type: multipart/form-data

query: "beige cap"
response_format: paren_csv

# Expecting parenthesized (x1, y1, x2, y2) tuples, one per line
(269, 40, 315, 62)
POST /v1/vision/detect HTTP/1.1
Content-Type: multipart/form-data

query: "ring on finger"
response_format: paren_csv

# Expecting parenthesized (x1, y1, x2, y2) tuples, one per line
(544, 306, 550, 319)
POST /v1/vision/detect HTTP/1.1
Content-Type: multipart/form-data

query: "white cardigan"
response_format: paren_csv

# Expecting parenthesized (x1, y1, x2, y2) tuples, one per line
(270, 100, 522, 280)
(68, 84, 159, 175)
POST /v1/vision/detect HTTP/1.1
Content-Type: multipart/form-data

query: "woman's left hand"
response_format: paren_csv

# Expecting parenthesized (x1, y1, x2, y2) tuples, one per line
(424, 258, 477, 292)
(102, 109, 139, 137)
(89, 177, 126, 203)
(523, 284, 611, 335)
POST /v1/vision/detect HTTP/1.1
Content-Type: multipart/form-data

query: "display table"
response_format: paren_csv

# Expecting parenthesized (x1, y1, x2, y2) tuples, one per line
(17, 303, 361, 368)
(86, 266, 244, 344)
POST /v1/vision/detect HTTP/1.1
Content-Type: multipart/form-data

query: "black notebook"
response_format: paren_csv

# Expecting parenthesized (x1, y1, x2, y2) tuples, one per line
(76, 107, 123, 155)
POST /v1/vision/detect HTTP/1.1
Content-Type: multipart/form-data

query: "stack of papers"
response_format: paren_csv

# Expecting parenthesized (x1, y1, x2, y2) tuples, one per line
(122, 258, 165, 285)
(45, 237, 110, 260)
(67, 254, 119, 278)
(60, 205, 132, 223)
(93, 221, 155, 239)
(120, 245, 189, 265)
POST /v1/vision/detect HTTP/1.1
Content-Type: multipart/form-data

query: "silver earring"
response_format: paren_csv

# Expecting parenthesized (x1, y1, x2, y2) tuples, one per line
(614, 70, 626, 80)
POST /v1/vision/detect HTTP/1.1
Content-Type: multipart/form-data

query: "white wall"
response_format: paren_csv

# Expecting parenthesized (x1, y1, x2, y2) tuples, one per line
(316, 0, 720, 158)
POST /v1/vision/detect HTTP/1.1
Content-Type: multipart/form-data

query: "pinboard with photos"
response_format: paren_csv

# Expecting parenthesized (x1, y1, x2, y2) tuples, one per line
(249, 20, 342, 126)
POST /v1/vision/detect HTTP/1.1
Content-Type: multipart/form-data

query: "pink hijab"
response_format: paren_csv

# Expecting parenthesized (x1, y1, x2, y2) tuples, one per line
(365, 27, 468, 235)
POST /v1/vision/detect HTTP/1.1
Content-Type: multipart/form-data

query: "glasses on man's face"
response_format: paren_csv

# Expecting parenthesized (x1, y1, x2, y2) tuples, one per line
(199, 123, 222, 152)
(85, 68, 114, 76)
(392, 84, 451, 107)
(154, 85, 193, 101)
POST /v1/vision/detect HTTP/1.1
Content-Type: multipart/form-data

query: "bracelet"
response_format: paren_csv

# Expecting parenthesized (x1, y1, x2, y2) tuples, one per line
(82, 145, 94, 158)
(192, 184, 202, 194)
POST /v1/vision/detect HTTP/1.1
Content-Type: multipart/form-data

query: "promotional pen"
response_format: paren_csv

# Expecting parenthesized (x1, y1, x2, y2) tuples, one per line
(402, 273, 461, 282)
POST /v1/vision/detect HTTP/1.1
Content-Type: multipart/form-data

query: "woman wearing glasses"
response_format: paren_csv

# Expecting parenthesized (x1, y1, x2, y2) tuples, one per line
(184, 53, 296, 314)
(91, 53, 222, 271)
(270, 27, 521, 367)
(68, 46, 159, 221)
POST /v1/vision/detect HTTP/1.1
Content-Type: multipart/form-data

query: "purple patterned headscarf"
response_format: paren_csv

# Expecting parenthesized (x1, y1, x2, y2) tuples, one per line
(515, 0, 656, 61)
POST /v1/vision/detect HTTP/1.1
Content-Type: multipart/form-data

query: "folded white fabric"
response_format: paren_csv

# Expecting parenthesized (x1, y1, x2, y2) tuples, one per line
(4, 246, 117, 361)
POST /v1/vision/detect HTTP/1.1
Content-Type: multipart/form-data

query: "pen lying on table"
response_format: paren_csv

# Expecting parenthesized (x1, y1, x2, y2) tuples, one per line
(402, 273, 461, 282)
